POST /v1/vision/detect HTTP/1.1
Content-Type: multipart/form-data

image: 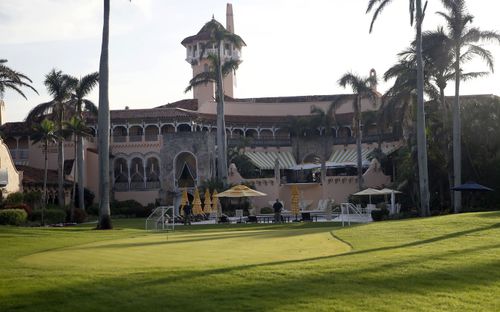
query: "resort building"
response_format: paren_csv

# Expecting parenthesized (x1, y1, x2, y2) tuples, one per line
(0, 4, 400, 211)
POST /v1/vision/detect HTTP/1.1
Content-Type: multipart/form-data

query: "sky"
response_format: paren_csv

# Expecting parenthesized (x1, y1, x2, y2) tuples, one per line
(1, 0, 499, 122)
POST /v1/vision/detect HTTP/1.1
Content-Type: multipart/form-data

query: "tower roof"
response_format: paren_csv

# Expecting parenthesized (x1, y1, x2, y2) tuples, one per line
(181, 19, 226, 45)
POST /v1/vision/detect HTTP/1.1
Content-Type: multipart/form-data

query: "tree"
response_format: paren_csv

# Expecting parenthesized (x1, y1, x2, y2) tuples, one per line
(67, 73, 98, 212)
(26, 69, 77, 210)
(437, 0, 500, 213)
(30, 119, 58, 226)
(367, 0, 431, 216)
(63, 116, 93, 221)
(0, 59, 38, 99)
(97, 0, 112, 229)
(185, 19, 246, 185)
(331, 72, 378, 191)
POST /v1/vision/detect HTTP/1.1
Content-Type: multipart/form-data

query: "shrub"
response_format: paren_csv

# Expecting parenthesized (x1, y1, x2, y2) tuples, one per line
(87, 204, 99, 216)
(111, 200, 147, 217)
(371, 208, 389, 221)
(0, 209, 27, 225)
(31, 209, 66, 224)
(74, 187, 95, 209)
(260, 207, 273, 214)
(4, 192, 24, 205)
(3, 203, 32, 217)
(73, 208, 87, 223)
(24, 191, 42, 209)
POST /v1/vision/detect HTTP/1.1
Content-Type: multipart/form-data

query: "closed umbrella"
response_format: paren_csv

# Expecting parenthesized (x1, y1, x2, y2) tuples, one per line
(203, 189, 212, 213)
(180, 188, 188, 216)
(290, 185, 300, 220)
(192, 187, 203, 215)
(212, 190, 221, 218)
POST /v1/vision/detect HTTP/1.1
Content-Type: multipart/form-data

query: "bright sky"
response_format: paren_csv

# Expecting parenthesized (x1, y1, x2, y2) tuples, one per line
(1, 0, 499, 122)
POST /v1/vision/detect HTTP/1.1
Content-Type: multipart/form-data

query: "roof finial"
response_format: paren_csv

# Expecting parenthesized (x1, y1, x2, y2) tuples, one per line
(212, 14, 215, 20)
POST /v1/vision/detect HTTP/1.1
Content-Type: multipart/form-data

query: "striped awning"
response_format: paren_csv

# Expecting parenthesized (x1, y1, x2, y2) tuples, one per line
(244, 151, 297, 170)
(328, 143, 402, 164)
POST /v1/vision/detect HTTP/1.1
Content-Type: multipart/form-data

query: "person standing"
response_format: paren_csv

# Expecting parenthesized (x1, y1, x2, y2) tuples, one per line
(273, 199, 283, 223)
(184, 202, 192, 225)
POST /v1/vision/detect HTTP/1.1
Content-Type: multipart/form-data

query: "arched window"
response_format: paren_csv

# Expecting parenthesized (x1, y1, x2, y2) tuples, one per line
(113, 158, 129, 191)
(174, 152, 197, 188)
(130, 157, 145, 189)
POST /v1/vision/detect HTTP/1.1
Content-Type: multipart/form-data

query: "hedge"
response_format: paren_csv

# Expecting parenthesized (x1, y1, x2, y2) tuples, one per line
(0, 209, 28, 226)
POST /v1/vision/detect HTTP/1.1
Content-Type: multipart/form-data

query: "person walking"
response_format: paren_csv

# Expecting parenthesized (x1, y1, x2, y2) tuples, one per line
(273, 199, 283, 223)
(184, 202, 192, 225)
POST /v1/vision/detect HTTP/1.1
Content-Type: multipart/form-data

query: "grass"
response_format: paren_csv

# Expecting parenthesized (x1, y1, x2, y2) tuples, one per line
(0, 212, 499, 311)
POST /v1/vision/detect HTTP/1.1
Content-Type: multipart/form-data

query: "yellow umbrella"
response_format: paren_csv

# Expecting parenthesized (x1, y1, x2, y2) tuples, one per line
(291, 185, 300, 216)
(214, 184, 267, 198)
(192, 187, 203, 215)
(180, 188, 188, 216)
(212, 190, 221, 218)
(203, 189, 212, 213)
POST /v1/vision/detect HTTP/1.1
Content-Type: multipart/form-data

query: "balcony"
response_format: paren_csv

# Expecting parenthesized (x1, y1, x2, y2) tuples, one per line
(228, 137, 292, 147)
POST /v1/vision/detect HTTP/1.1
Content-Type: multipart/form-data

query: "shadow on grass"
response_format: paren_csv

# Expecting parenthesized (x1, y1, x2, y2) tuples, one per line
(4, 242, 500, 312)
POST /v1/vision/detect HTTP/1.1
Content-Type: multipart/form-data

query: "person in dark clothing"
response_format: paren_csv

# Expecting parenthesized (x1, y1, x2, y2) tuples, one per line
(273, 199, 283, 223)
(183, 203, 192, 225)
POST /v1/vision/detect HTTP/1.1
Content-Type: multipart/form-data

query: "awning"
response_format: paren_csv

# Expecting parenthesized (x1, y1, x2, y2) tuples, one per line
(244, 151, 297, 170)
(328, 143, 402, 164)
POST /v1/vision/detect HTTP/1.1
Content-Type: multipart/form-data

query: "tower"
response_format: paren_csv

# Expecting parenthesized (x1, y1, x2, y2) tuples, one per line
(0, 100, 5, 126)
(181, 3, 242, 103)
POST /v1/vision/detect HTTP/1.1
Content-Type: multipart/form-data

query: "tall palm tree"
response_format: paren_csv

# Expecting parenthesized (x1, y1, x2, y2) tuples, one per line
(331, 72, 378, 191)
(63, 116, 93, 222)
(367, 0, 431, 216)
(97, 0, 112, 229)
(185, 19, 246, 185)
(67, 73, 98, 212)
(0, 59, 38, 99)
(437, 0, 500, 213)
(26, 69, 77, 210)
(30, 119, 58, 226)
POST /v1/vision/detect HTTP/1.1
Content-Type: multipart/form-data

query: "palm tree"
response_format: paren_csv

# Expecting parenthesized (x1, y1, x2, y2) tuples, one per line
(30, 119, 58, 226)
(26, 69, 77, 210)
(63, 116, 93, 222)
(331, 72, 378, 191)
(437, 0, 500, 213)
(67, 73, 98, 212)
(0, 59, 38, 99)
(185, 19, 246, 185)
(97, 0, 112, 229)
(367, 0, 431, 216)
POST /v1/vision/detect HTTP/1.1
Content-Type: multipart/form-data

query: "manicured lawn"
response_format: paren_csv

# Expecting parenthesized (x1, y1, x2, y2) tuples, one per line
(1, 212, 499, 311)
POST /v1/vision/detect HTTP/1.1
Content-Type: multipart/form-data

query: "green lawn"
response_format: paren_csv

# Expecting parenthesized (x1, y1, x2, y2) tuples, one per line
(1, 212, 499, 311)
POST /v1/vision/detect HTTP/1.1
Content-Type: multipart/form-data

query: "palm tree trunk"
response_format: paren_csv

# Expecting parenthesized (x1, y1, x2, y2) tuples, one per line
(356, 97, 363, 191)
(58, 109, 65, 210)
(452, 45, 462, 213)
(71, 136, 77, 221)
(42, 143, 48, 226)
(77, 135, 85, 211)
(440, 87, 454, 210)
(415, 0, 430, 217)
(216, 41, 228, 185)
(97, 0, 112, 229)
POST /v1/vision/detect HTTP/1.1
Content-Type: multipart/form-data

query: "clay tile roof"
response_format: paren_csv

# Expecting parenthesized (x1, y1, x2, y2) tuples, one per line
(155, 99, 199, 110)
(181, 19, 225, 45)
(0, 122, 31, 136)
(17, 165, 72, 186)
(228, 94, 356, 104)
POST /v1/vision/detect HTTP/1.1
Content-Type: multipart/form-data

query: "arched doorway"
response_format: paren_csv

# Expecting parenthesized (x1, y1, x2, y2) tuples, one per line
(174, 152, 197, 188)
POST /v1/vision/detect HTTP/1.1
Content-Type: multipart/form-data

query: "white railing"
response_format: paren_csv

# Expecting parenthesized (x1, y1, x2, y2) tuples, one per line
(339, 203, 372, 226)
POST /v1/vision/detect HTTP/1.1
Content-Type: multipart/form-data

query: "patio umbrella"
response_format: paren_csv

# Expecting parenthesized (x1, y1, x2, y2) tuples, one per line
(451, 181, 494, 210)
(214, 184, 267, 198)
(180, 188, 188, 216)
(451, 181, 494, 192)
(203, 189, 212, 213)
(379, 188, 402, 214)
(290, 185, 300, 219)
(352, 188, 383, 204)
(192, 187, 203, 216)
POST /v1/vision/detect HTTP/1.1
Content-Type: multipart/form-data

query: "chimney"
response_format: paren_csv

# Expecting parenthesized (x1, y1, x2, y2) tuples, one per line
(226, 3, 234, 33)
